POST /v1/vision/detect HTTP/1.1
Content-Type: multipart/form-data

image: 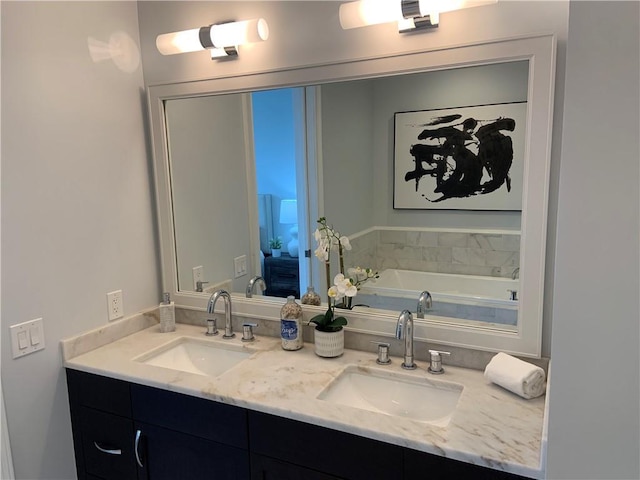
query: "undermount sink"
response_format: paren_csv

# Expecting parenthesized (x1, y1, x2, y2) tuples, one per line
(317, 366, 463, 427)
(135, 338, 252, 377)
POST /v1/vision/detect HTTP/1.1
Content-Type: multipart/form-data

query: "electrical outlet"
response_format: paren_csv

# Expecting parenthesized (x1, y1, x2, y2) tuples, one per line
(234, 255, 247, 278)
(107, 290, 124, 321)
(192, 265, 204, 291)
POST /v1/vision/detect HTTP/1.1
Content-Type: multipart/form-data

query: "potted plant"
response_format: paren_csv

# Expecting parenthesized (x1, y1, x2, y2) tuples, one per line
(308, 275, 353, 358)
(269, 237, 282, 257)
(309, 217, 379, 357)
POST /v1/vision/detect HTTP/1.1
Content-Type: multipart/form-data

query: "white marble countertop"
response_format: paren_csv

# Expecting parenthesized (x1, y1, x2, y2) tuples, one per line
(62, 316, 546, 478)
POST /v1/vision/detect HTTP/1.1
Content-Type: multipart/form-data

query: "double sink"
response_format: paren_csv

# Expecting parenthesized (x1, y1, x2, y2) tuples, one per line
(134, 337, 463, 427)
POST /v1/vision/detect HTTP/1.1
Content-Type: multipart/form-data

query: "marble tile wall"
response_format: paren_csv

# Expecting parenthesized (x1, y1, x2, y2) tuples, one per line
(347, 229, 520, 278)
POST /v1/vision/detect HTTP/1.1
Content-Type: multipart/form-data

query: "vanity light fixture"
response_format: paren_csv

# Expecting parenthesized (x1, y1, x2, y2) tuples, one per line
(156, 18, 269, 58)
(339, 0, 497, 32)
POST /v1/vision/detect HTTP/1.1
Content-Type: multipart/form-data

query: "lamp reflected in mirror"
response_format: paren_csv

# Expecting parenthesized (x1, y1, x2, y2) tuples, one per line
(279, 199, 299, 258)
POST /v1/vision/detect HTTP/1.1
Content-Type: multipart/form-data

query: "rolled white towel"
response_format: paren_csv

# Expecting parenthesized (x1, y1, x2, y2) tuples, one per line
(484, 352, 546, 399)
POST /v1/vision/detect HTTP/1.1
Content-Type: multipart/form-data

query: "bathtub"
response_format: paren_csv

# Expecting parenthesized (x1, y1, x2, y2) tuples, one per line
(356, 269, 518, 325)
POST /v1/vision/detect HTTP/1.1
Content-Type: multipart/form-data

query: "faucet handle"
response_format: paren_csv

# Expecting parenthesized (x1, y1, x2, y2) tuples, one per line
(242, 323, 258, 342)
(370, 341, 391, 365)
(427, 349, 450, 375)
(205, 318, 218, 336)
(196, 280, 209, 292)
(507, 289, 518, 301)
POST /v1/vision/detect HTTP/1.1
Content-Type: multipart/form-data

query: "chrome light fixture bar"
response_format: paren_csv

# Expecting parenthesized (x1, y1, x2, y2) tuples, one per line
(156, 18, 269, 59)
(339, 0, 497, 32)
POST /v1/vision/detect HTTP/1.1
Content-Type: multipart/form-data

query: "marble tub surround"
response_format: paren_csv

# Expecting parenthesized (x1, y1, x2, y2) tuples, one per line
(62, 320, 546, 478)
(347, 227, 520, 279)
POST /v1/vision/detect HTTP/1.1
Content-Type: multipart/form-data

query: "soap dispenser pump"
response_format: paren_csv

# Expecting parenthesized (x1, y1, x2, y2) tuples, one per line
(159, 292, 176, 333)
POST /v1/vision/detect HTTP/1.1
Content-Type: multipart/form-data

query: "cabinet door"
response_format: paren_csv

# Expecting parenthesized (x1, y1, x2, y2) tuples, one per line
(250, 453, 341, 480)
(77, 406, 137, 480)
(135, 422, 249, 480)
(249, 411, 402, 480)
(404, 447, 532, 480)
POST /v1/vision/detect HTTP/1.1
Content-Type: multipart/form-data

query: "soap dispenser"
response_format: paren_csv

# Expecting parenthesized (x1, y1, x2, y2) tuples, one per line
(159, 292, 176, 333)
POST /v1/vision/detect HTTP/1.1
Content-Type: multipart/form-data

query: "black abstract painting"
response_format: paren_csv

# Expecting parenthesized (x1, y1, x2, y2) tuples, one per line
(394, 103, 526, 210)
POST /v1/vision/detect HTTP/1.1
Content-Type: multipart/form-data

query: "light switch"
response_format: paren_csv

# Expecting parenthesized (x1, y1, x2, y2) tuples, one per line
(30, 325, 41, 345)
(18, 331, 28, 349)
(10, 318, 45, 358)
(234, 255, 247, 278)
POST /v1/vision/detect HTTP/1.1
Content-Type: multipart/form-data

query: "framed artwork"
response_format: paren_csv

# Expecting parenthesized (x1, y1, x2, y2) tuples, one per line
(393, 102, 527, 210)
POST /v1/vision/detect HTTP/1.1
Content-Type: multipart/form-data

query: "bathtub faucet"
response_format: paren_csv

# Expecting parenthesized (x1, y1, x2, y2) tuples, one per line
(246, 275, 266, 298)
(417, 290, 432, 319)
(395, 310, 416, 370)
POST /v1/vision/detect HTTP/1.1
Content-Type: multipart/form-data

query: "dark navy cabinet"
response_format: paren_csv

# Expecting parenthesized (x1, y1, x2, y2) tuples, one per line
(66, 369, 531, 480)
(66, 370, 249, 480)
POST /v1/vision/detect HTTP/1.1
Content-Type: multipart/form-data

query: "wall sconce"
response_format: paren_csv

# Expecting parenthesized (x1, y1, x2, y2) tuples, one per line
(339, 0, 497, 32)
(156, 19, 269, 58)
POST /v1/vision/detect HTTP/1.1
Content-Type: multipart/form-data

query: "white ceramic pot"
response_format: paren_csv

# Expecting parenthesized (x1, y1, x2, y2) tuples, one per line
(314, 328, 344, 358)
(271, 248, 281, 258)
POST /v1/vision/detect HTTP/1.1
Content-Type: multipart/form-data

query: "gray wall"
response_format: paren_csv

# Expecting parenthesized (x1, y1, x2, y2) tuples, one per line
(1, 2, 159, 478)
(546, 2, 640, 479)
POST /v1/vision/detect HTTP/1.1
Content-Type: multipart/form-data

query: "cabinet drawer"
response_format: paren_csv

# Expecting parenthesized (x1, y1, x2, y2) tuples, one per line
(78, 406, 137, 480)
(131, 383, 248, 449)
(269, 268, 298, 280)
(67, 369, 131, 417)
(249, 411, 402, 480)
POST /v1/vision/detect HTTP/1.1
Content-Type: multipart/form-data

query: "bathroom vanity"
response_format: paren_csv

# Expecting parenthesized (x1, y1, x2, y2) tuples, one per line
(62, 314, 546, 480)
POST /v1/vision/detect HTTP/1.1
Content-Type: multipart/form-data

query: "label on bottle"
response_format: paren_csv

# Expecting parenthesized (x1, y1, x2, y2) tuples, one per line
(281, 319, 298, 340)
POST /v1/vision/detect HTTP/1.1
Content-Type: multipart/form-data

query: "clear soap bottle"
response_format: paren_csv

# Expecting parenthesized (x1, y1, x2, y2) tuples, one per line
(301, 286, 321, 306)
(280, 296, 303, 351)
(159, 292, 176, 333)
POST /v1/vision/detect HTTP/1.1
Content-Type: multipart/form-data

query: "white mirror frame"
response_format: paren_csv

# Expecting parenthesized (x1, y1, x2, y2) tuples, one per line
(148, 34, 555, 358)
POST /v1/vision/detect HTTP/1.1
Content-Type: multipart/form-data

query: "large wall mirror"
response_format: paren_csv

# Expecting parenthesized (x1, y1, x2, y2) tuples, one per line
(148, 34, 555, 357)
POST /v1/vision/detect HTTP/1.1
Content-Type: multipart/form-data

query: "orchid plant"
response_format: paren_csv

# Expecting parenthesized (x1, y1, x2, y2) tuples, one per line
(311, 217, 378, 315)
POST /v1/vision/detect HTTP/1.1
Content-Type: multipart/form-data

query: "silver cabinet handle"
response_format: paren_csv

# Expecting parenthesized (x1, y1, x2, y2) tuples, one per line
(134, 429, 144, 468)
(93, 442, 121, 455)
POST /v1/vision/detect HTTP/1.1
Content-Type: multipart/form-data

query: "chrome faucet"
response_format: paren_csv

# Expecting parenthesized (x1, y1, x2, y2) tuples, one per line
(417, 290, 432, 319)
(246, 276, 266, 298)
(207, 289, 235, 339)
(395, 310, 416, 370)
(511, 267, 520, 280)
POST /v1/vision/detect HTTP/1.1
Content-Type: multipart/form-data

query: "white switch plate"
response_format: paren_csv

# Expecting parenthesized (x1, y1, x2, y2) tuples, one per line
(192, 265, 204, 291)
(234, 255, 247, 278)
(107, 290, 124, 321)
(10, 318, 45, 359)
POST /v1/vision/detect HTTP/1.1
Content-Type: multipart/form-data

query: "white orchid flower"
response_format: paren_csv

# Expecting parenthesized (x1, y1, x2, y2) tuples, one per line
(344, 282, 358, 297)
(314, 229, 322, 242)
(328, 285, 345, 301)
(314, 244, 328, 261)
(348, 267, 365, 281)
(339, 236, 352, 251)
(334, 273, 345, 285)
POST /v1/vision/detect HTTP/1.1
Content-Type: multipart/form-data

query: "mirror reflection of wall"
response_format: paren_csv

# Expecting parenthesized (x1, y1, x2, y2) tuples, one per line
(165, 94, 253, 294)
